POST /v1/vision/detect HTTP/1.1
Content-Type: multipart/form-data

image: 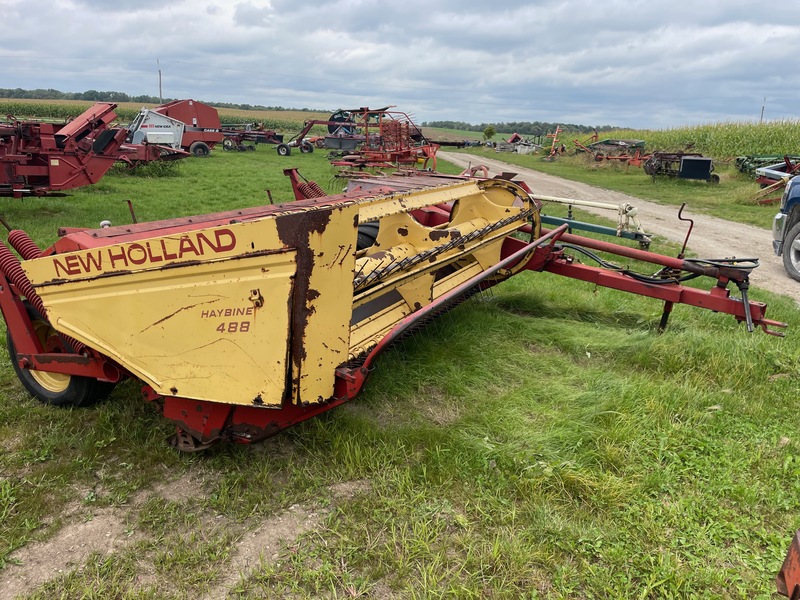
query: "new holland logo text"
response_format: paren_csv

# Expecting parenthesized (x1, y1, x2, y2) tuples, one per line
(52, 229, 236, 277)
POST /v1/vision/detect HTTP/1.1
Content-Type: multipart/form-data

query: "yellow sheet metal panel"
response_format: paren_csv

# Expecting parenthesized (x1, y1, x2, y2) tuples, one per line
(28, 250, 297, 406)
(23, 211, 359, 408)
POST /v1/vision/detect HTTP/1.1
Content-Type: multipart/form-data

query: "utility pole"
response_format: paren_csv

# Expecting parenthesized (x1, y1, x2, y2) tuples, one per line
(157, 59, 163, 103)
(760, 97, 766, 124)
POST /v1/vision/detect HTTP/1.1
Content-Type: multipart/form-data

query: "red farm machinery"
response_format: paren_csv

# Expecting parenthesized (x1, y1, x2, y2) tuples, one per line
(220, 124, 285, 152)
(751, 156, 800, 204)
(573, 134, 650, 167)
(1, 98, 253, 198)
(283, 106, 439, 171)
(0, 101, 198, 198)
(126, 99, 225, 157)
(129, 99, 292, 156)
(0, 168, 785, 451)
(0, 103, 129, 198)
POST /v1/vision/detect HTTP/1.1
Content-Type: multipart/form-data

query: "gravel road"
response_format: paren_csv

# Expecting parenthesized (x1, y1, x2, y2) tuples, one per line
(439, 151, 800, 305)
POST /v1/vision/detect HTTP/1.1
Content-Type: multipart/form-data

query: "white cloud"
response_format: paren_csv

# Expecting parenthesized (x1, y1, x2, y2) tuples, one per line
(1, 0, 798, 128)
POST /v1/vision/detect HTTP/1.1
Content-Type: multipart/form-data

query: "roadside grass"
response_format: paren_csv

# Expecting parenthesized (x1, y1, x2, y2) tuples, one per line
(0, 149, 799, 598)
(454, 147, 778, 229)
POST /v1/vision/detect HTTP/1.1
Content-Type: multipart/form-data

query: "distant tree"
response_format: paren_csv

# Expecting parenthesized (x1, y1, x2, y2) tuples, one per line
(79, 89, 102, 101)
(483, 125, 496, 141)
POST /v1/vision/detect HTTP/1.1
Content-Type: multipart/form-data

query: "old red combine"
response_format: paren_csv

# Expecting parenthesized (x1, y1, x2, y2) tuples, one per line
(0, 103, 128, 197)
(0, 169, 785, 451)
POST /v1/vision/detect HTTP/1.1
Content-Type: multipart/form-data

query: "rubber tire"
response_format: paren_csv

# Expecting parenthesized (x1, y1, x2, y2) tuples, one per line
(300, 142, 314, 154)
(710, 174, 720, 185)
(782, 221, 800, 282)
(276, 144, 291, 156)
(7, 304, 116, 407)
(222, 138, 236, 151)
(189, 141, 211, 157)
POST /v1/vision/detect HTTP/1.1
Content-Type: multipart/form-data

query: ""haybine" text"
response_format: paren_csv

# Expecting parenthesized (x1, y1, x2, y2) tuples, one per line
(52, 229, 236, 277)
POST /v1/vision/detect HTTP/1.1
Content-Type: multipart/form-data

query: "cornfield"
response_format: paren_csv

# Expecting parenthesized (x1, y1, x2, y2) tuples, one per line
(0, 99, 330, 132)
(607, 120, 800, 159)
(4, 98, 798, 158)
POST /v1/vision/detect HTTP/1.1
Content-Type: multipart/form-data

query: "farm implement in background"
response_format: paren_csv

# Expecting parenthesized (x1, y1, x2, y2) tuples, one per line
(283, 106, 439, 171)
(0, 102, 186, 198)
(751, 156, 800, 205)
(644, 151, 719, 184)
(736, 154, 800, 176)
(220, 124, 285, 152)
(542, 126, 565, 161)
(573, 136, 649, 166)
(0, 170, 784, 451)
(495, 133, 542, 155)
(129, 99, 294, 156)
(1, 103, 126, 197)
(126, 99, 224, 157)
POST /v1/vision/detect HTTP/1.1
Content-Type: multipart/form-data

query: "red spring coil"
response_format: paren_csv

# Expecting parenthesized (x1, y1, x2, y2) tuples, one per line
(8, 230, 43, 260)
(298, 181, 327, 199)
(0, 241, 48, 317)
(297, 182, 314, 199)
(0, 241, 87, 355)
(307, 181, 327, 198)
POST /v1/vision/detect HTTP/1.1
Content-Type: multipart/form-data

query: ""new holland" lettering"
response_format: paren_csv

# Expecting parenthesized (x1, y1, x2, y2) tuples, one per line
(52, 229, 236, 277)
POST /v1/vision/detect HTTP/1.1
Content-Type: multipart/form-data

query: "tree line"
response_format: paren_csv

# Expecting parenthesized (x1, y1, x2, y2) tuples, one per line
(0, 89, 616, 131)
(421, 120, 617, 136)
(0, 88, 323, 113)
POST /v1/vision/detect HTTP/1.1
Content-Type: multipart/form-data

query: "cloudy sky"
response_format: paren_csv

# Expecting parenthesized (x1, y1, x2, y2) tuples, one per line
(2, 0, 798, 129)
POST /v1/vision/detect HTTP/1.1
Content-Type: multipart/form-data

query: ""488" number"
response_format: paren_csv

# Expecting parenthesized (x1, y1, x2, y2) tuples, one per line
(216, 321, 251, 333)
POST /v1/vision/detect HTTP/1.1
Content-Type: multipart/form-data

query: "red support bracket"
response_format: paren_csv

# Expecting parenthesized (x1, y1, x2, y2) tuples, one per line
(778, 530, 800, 599)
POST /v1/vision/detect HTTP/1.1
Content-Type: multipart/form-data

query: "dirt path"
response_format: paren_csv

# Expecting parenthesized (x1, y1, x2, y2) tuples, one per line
(439, 151, 800, 305)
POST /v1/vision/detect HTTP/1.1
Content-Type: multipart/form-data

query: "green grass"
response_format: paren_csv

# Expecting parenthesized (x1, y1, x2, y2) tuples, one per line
(1, 149, 799, 598)
(424, 127, 489, 142)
